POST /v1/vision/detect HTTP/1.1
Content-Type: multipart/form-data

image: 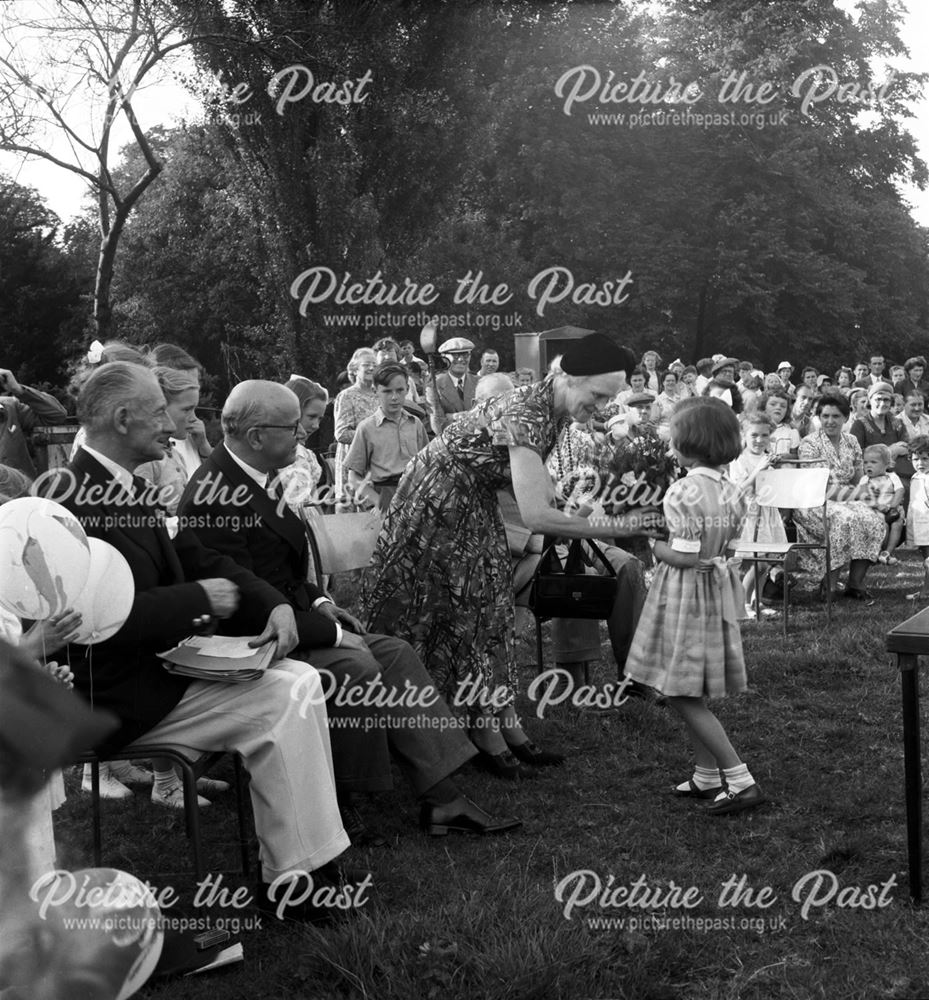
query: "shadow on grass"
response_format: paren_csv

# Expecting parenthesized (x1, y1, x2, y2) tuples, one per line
(47, 551, 929, 999)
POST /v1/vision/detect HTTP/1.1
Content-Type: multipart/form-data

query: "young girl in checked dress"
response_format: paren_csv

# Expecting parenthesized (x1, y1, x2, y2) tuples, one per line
(625, 397, 765, 815)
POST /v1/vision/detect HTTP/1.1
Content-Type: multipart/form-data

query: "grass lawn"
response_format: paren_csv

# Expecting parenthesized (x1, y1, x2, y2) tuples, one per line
(48, 552, 929, 1000)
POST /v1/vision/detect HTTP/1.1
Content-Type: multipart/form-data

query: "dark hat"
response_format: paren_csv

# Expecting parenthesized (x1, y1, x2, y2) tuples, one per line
(711, 357, 739, 376)
(626, 391, 656, 406)
(561, 334, 636, 377)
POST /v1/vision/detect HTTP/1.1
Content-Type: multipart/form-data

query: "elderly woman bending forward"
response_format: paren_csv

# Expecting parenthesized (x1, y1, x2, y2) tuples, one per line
(361, 333, 660, 777)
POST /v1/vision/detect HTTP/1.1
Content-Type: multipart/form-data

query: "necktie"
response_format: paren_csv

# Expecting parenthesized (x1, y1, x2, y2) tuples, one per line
(456, 379, 465, 401)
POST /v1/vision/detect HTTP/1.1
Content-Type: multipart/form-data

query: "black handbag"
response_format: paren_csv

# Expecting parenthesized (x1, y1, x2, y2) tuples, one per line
(528, 537, 618, 620)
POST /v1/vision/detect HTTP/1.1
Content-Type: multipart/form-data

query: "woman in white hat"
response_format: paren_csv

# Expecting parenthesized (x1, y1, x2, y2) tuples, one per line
(701, 358, 742, 413)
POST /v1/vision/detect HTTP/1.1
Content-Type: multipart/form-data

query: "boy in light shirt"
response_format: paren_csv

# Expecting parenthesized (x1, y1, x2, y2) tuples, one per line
(347, 363, 428, 511)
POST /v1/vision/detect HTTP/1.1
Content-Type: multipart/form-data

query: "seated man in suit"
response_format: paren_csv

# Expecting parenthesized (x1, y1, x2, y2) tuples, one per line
(41, 361, 356, 923)
(426, 337, 479, 435)
(178, 380, 521, 838)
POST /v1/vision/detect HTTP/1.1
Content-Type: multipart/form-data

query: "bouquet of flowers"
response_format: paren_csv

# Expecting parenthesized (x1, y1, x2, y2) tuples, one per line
(596, 410, 681, 514)
(548, 410, 681, 518)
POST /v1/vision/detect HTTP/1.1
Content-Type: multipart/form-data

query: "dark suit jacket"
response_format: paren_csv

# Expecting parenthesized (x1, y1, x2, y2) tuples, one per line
(43, 448, 285, 751)
(428, 371, 478, 434)
(177, 444, 339, 649)
(894, 377, 929, 401)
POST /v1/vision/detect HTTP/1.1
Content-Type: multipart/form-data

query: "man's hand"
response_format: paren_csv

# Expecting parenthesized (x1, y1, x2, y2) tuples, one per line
(315, 601, 365, 635)
(197, 579, 240, 618)
(337, 630, 369, 651)
(0, 368, 22, 395)
(249, 604, 299, 659)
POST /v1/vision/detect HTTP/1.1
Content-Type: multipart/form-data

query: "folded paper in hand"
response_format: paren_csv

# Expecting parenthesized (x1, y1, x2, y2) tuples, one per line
(160, 635, 275, 682)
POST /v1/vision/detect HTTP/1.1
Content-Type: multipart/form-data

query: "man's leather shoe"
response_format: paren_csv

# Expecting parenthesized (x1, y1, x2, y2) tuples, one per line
(507, 741, 565, 767)
(704, 784, 766, 816)
(340, 802, 388, 848)
(256, 863, 373, 923)
(472, 749, 538, 780)
(420, 795, 522, 836)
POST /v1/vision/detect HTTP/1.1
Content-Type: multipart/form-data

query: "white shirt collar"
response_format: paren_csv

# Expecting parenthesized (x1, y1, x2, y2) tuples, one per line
(80, 444, 134, 494)
(223, 442, 268, 490)
(688, 465, 723, 480)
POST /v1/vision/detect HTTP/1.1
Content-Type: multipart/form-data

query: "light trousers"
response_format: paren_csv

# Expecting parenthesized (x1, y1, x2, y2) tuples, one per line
(127, 660, 348, 881)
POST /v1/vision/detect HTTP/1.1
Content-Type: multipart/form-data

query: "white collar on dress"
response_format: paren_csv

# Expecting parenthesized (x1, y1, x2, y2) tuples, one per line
(687, 465, 723, 480)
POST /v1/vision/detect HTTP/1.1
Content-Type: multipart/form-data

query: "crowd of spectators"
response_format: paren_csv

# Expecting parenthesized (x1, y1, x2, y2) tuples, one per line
(4, 334, 929, 934)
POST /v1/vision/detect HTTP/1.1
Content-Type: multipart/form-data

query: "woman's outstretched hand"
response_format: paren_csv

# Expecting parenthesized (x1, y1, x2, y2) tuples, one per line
(616, 506, 665, 537)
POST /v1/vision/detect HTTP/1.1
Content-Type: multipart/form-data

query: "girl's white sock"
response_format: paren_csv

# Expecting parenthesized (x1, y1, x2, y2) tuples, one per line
(721, 763, 754, 794)
(676, 764, 722, 792)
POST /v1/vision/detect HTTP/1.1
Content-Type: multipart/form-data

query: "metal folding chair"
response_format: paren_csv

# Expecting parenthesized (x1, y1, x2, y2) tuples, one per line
(732, 464, 831, 636)
(78, 746, 250, 880)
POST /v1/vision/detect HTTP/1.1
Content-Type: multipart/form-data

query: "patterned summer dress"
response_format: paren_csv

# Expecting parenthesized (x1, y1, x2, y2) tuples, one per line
(907, 472, 929, 547)
(333, 383, 379, 503)
(729, 451, 788, 551)
(362, 376, 565, 708)
(624, 468, 748, 698)
(792, 430, 886, 580)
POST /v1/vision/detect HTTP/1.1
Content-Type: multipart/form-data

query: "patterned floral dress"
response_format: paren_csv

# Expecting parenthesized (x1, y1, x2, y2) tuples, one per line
(333, 383, 379, 503)
(793, 430, 886, 580)
(729, 451, 788, 551)
(362, 377, 565, 708)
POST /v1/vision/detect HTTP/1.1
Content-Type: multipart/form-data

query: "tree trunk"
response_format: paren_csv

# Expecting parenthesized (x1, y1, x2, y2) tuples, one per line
(692, 278, 710, 362)
(92, 162, 162, 340)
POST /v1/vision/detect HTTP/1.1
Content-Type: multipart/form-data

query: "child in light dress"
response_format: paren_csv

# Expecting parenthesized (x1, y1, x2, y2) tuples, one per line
(763, 391, 800, 458)
(906, 436, 929, 601)
(854, 443, 904, 563)
(730, 412, 789, 616)
(625, 397, 764, 816)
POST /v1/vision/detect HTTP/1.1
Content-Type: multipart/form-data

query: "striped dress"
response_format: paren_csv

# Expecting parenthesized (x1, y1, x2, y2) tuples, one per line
(625, 467, 747, 698)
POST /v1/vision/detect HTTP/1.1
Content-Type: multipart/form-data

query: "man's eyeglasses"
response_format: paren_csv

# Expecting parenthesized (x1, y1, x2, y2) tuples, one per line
(253, 423, 300, 437)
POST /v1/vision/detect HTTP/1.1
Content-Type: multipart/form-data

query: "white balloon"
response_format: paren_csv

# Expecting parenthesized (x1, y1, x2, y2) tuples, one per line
(69, 538, 135, 644)
(0, 498, 90, 620)
(41, 867, 163, 1000)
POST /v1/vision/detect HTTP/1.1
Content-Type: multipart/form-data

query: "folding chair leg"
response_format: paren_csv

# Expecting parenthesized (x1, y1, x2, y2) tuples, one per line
(178, 761, 205, 882)
(233, 755, 250, 877)
(782, 579, 788, 638)
(91, 759, 102, 867)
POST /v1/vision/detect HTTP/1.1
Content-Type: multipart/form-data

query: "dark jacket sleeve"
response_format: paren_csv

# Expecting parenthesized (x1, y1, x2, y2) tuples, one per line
(178, 481, 338, 646)
(172, 527, 290, 634)
(111, 577, 215, 647)
(849, 419, 867, 450)
(14, 385, 68, 431)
